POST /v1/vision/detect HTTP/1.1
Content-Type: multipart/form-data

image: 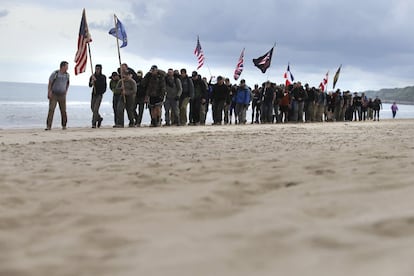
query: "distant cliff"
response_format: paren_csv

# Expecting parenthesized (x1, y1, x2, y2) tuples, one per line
(364, 86, 414, 104)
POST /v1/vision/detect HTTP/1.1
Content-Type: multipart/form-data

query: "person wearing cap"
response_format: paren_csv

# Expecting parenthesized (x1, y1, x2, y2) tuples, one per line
(115, 72, 137, 127)
(109, 71, 121, 126)
(179, 68, 194, 126)
(89, 64, 107, 128)
(143, 65, 166, 127)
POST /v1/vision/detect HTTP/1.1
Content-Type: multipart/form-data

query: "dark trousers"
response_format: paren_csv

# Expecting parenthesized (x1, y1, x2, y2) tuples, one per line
(134, 97, 145, 126)
(116, 94, 136, 126)
(212, 99, 225, 124)
(91, 93, 103, 126)
(113, 94, 122, 125)
(191, 98, 202, 124)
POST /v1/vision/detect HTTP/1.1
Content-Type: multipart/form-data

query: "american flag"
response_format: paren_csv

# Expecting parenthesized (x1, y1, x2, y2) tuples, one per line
(283, 63, 294, 86)
(194, 36, 205, 70)
(233, 48, 245, 81)
(74, 9, 92, 75)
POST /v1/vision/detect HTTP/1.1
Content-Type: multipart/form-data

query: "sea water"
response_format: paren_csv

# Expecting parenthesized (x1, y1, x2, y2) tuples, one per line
(1, 82, 414, 129)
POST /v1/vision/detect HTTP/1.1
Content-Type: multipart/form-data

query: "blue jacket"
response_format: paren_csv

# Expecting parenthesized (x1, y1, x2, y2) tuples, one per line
(235, 86, 251, 105)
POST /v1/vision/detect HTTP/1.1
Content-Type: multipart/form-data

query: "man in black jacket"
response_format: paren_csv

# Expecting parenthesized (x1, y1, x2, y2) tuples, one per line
(211, 76, 230, 125)
(89, 64, 107, 128)
(191, 71, 208, 125)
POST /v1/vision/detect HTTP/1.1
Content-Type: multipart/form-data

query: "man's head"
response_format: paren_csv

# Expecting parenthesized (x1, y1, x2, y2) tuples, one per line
(60, 61, 68, 72)
(121, 63, 128, 71)
(109, 71, 119, 80)
(137, 70, 143, 78)
(95, 64, 102, 73)
(180, 68, 187, 77)
(150, 65, 158, 75)
(167, 68, 174, 77)
(192, 71, 198, 79)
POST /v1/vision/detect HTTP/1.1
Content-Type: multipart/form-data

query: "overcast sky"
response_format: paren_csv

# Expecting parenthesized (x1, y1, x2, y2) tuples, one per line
(0, 0, 413, 91)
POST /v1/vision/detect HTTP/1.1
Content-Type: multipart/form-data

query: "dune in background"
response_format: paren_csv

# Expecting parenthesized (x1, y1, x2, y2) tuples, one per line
(1, 120, 414, 276)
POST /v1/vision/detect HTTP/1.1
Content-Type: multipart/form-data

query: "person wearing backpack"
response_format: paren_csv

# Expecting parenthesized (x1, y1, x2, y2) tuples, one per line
(45, 61, 70, 130)
(164, 68, 182, 126)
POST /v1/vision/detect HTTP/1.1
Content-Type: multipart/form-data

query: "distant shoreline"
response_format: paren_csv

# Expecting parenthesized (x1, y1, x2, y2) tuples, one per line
(382, 100, 414, 105)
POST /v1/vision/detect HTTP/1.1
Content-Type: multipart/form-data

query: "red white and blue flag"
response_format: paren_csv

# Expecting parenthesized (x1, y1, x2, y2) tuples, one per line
(283, 63, 294, 86)
(253, 46, 274, 73)
(319, 71, 329, 92)
(194, 36, 205, 70)
(233, 48, 245, 81)
(74, 9, 92, 75)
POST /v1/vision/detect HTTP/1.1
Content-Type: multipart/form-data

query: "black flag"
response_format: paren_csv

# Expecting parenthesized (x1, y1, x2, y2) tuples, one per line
(333, 65, 342, 90)
(253, 47, 274, 73)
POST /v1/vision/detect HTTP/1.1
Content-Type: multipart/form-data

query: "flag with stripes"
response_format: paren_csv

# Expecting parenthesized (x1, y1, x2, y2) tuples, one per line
(283, 63, 294, 86)
(233, 48, 245, 80)
(253, 47, 274, 73)
(74, 9, 92, 75)
(319, 71, 329, 92)
(194, 36, 205, 70)
(333, 65, 342, 89)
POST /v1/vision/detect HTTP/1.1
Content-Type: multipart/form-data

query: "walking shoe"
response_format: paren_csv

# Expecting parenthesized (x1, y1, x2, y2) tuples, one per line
(45, 127, 51, 131)
(97, 118, 103, 128)
(62, 126, 67, 130)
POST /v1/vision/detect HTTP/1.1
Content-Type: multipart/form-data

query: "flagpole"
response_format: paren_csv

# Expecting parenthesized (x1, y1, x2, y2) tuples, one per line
(83, 9, 95, 94)
(266, 43, 276, 82)
(113, 14, 125, 103)
(87, 43, 96, 94)
(206, 64, 213, 79)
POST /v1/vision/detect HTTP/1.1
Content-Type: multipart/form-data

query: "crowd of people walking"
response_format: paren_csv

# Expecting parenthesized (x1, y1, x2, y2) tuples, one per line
(46, 61, 389, 130)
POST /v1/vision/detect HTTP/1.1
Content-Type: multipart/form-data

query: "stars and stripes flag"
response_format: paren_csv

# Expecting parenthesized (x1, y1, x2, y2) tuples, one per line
(252, 46, 274, 73)
(283, 63, 294, 86)
(319, 71, 329, 92)
(74, 9, 92, 75)
(233, 48, 245, 81)
(194, 36, 205, 70)
(333, 65, 342, 89)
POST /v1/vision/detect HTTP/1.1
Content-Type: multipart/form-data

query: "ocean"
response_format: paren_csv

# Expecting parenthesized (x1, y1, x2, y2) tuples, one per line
(1, 81, 414, 129)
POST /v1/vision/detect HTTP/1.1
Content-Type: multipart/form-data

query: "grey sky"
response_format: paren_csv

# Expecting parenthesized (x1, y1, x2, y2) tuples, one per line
(0, 0, 413, 91)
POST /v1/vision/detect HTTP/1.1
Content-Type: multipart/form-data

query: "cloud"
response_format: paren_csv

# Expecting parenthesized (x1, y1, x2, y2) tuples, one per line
(0, 0, 414, 91)
(0, 9, 9, 17)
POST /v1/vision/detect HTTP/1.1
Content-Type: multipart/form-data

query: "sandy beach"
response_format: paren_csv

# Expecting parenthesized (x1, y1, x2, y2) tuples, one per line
(1, 119, 414, 276)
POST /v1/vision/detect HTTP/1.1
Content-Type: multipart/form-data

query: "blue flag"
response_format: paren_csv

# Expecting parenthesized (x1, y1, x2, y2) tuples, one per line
(109, 16, 127, 48)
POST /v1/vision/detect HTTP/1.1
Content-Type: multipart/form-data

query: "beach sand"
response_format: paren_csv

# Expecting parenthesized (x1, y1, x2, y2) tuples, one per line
(1, 119, 414, 276)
